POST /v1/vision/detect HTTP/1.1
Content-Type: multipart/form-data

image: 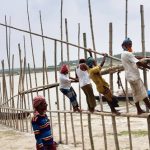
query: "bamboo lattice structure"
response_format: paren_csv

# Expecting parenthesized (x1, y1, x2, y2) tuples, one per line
(0, 1, 150, 150)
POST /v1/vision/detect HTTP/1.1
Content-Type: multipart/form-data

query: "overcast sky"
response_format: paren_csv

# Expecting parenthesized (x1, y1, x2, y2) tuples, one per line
(0, 0, 150, 68)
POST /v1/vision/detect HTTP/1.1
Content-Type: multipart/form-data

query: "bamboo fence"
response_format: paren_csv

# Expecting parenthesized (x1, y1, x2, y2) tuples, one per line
(0, 1, 150, 150)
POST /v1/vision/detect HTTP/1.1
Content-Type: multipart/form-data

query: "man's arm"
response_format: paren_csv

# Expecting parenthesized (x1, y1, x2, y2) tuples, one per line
(100, 53, 108, 67)
(87, 48, 93, 57)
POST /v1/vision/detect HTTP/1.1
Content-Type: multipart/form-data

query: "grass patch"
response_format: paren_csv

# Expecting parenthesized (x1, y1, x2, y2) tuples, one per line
(108, 130, 148, 137)
(119, 130, 148, 137)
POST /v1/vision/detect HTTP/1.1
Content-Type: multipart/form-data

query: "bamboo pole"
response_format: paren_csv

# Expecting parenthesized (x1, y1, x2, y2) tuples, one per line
(78, 23, 85, 150)
(5, 16, 12, 126)
(0, 23, 121, 62)
(54, 40, 62, 143)
(26, 0, 38, 94)
(140, 5, 148, 90)
(83, 32, 94, 150)
(147, 116, 150, 149)
(23, 36, 30, 110)
(140, 4, 150, 148)
(39, 11, 53, 135)
(109, 23, 113, 92)
(112, 116, 119, 150)
(39, 11, 46, 96)
(11, 54, 15, 129)
(18, 44, 24, 131)
(88, 0, 96, 59)
(124, 1, 133, 149)
(65, 18, 77, 147)
(64, 18, 69, 144)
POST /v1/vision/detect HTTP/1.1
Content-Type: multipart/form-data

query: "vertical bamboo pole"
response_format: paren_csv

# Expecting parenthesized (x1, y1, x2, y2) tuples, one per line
(5, 16, 11, 126)
(39, 11, 46, 97)
(147, 116, 150, 149)
(60, 0, 63, 63)
(39, 11, 53, 135)
(83, 32, 94, 150)
(18, 44, 24, 131)
(112, 116, 119, 150)
(23, 36, 30, 110)
(109, 22, 120, 150)
(26, 0, 38, 94)
(124, 1, 132, 149)
(78, 23, 85, 150)
(1, 60, 8, 125)
(109, 23, 113, 92)
(54, 40, 62, 143)
(88, 0, 96, 59)
(65, 18, 77, 147)
(140, 4, 150, 148)
(140, 5, 147, 89)
(63, 18, 69, 144)
(11, 54, 15, 129)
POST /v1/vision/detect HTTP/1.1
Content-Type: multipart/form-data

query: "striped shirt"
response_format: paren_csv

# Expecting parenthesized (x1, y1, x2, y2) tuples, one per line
(32, 112, 53, 149)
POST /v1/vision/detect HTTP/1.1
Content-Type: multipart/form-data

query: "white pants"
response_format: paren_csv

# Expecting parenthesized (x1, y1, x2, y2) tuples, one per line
(129, 78, 148, 103)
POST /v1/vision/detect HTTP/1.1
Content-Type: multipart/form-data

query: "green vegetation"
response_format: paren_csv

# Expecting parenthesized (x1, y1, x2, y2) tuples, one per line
(119, 130, 148, 137)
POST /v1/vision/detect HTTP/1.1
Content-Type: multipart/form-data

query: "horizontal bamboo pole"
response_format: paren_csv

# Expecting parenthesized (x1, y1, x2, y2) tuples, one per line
(1, 83, 59, 106)
(19, 83, 59, 94)
(1, 107, 150, 119)
(0, 23, 121, 62)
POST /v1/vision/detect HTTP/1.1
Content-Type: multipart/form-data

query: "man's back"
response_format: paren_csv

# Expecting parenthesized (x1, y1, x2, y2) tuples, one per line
(121, 51, 140, 82)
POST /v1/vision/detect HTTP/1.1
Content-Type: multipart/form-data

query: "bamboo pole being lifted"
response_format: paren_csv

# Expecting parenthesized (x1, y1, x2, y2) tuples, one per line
(0, 23, 121, 62)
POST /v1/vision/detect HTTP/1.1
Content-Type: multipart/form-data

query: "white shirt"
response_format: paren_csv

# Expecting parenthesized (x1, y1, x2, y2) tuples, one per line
(59, 73, 71, 89)
(121, 51, 140, 82)
(76, 64, 91, 87)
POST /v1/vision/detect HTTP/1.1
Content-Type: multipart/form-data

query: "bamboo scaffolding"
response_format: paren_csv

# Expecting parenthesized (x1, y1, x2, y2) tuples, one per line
(1, 1, 150, 150)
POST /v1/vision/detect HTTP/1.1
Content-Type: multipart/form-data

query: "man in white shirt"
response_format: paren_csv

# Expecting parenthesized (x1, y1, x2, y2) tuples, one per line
(121, 37, 150, 114)
(76, 59, 96, 113)
(59, 64, 81, 112)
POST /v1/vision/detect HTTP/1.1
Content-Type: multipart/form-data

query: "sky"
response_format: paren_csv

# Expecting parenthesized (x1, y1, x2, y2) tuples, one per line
(0, 0, 150, 69)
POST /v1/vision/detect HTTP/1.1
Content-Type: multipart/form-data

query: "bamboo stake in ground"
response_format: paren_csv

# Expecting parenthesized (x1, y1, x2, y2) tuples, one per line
(78, 23, 85, 150)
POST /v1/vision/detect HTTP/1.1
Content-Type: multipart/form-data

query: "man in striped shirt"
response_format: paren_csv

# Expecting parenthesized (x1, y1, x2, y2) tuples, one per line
(32, 95, 57, 150)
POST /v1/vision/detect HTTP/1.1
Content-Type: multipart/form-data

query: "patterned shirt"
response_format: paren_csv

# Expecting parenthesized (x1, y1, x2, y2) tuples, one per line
(32, 112, 53, 149)
(88, 66, 109, 94)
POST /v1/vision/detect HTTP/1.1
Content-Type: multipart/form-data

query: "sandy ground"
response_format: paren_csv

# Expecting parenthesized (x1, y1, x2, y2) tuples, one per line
(0, 102, 150, 150)
(0, 108, 150, 150)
